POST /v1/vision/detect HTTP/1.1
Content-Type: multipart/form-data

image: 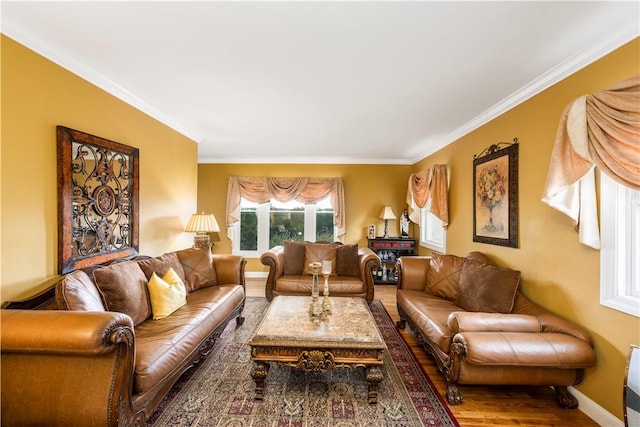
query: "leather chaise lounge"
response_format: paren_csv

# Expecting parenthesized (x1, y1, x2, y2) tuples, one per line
(1, 248, 246, 426)
(396, 251, 597, 408)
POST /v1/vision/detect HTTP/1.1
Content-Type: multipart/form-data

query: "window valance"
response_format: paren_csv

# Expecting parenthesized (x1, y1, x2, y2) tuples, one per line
(226, 176, 345, 242)
(405, 164, 449, 227)
(542, 74, 640, 249)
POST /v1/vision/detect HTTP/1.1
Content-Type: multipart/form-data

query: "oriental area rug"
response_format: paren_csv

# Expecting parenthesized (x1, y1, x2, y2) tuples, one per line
(148, 298, 458, 427)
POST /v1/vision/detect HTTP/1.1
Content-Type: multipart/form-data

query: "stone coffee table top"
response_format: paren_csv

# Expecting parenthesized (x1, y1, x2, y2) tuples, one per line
(250, 295, 386, 348)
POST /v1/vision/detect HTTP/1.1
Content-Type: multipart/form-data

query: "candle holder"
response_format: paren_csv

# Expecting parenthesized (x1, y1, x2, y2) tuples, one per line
(321, 260, 332, 314)
(308, 262, 323, 318)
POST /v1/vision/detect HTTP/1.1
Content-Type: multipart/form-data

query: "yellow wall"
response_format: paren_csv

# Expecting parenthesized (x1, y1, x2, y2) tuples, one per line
(197, 163, 412, 271)
(414, 38, 639, 419)
(1, 35, 198, 301)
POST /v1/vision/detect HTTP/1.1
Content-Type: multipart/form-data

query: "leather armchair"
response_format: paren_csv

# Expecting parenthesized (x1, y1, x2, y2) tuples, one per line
(260, 242, 380, 303)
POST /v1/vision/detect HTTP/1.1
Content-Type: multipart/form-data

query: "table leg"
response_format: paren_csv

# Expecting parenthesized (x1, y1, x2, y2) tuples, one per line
(365, 366, 383, 404)
(251, 362, 269, 401)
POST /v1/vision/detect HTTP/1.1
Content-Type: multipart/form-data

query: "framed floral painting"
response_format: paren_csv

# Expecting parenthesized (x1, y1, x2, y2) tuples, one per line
(473, 139, 518, 248)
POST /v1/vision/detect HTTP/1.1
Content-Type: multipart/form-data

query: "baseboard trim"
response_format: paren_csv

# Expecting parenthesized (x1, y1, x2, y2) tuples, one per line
(570, 386, 622, 427)
(246, 271, 268, 279)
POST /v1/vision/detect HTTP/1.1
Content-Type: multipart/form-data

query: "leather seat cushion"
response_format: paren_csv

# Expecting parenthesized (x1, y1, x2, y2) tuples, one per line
(456, 258, 521, 314)
(137, 252, 186, 282)
(426, 253, 464, 300)
(176, 249, 218, 292)
(56, 270, 106, 311)
(92, 260, 151, 326)
(302, 243, 337, 275)
(336, 244, 360, 277)
(283, 240, 306, 275)
(133, 285, 244, 394)
(275, 275, 364, 295)
(397, 289, 461, 352)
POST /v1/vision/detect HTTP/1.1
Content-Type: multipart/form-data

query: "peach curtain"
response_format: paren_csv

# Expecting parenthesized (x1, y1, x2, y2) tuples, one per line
(405, 164, 449, 227)
(542, 74, 640, 249)
(226, 176, 346, 243)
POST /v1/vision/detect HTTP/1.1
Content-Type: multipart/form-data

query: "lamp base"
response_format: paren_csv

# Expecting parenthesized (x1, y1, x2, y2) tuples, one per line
(383, 220, 390, 239)
(193, 232, 213, 252)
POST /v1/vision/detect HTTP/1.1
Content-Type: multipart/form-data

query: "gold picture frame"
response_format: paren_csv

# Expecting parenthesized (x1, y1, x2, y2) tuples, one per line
(57, 126, 139, 273)
(473, 139, 518, 248)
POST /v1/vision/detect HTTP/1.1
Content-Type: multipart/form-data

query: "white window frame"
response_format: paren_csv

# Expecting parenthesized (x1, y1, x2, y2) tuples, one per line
(600, 172, 640, 318)
(232, 197, 335, 258)
(420, 198, 446, 253)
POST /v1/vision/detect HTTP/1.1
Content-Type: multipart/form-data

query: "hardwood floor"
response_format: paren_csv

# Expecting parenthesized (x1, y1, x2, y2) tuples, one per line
(245, 278, 599, 426)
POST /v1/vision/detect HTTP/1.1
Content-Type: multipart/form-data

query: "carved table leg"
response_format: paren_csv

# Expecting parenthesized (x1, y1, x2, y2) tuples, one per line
(365, 366, 384, 404)
(251, 362, 269, 401)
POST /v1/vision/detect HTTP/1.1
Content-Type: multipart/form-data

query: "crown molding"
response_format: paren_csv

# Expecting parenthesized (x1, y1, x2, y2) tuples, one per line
(411, 18, 640, 164)
(1, 24, 203, 144)
(197, 156, 414, 165)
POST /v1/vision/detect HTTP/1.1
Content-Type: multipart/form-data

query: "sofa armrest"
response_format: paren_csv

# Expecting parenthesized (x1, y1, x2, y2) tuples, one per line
(213, 254, 247, 287)
(397, 256, 431, 291)
(1, 310, 137, 426)
(447, 311, 541, 333)
(358, 247, 381, 304)
(260, 245, 285, 301)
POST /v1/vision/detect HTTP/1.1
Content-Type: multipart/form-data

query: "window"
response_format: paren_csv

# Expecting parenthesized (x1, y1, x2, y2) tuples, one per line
(420, 198, 446, 253)
(234, 197, 334, 257)
(600, 173, 640, 317)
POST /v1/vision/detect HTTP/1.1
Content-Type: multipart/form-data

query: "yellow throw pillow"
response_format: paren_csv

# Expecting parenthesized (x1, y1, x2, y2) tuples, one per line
(147, 268, 187, 320)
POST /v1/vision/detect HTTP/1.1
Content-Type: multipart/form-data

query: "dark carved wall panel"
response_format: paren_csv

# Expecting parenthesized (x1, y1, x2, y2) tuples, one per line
(57, 126, 139, 273)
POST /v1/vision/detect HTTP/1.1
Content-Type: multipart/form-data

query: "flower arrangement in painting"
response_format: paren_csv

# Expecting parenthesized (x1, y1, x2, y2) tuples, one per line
(476, 164, 506, 232)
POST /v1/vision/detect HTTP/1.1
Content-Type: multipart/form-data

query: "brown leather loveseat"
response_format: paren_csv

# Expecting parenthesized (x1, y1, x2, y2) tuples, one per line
(396, 251, 596, 408)
(260, 241, 380, 303)
(1, 248, 246, 426)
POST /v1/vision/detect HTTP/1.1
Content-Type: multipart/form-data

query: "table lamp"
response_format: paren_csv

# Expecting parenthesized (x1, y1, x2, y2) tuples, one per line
(379, 206, 396, 239)
(185, 212, 220, 251)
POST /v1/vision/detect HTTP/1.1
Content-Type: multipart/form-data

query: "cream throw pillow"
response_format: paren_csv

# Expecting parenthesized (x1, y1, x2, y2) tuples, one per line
(147, 268, 187, 320)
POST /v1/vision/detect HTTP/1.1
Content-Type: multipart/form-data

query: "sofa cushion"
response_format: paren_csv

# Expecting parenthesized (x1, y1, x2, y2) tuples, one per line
(176, 249, 218, 292)
(426, 253, 465, 300)
(283, 240, 306, 275)
(147, 268, 187, 320)
(55, 270, 106, 311)
(302, 243, 337, 275)
(275, 275, 365, 296)
(133, 284, 245, 394)
(92, 260, 151, 326)
(137, 252, 185, 282)
(456, 258, 521, 313)
(336, 244, 360, 277)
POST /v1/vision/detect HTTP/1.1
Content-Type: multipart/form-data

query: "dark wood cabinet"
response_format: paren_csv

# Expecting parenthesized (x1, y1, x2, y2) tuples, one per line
(368, 237, 415, 285)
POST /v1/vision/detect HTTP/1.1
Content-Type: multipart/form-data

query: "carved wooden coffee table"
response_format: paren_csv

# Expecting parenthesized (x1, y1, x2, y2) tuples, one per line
(248, 295, 386, 404)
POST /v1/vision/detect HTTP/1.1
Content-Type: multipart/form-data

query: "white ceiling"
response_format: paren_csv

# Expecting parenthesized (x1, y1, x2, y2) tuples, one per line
(2, 1, 639, 164)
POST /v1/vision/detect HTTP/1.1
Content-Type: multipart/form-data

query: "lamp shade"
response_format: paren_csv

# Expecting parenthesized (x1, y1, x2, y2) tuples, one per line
(378, 206, 396, 220)
(185, 213, 220, 233)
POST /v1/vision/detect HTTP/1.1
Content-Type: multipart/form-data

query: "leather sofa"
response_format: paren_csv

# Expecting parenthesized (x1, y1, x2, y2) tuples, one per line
(1, 248, 246, 426)
(396, 251, 596, 408)
(260, 241, 380, 303)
